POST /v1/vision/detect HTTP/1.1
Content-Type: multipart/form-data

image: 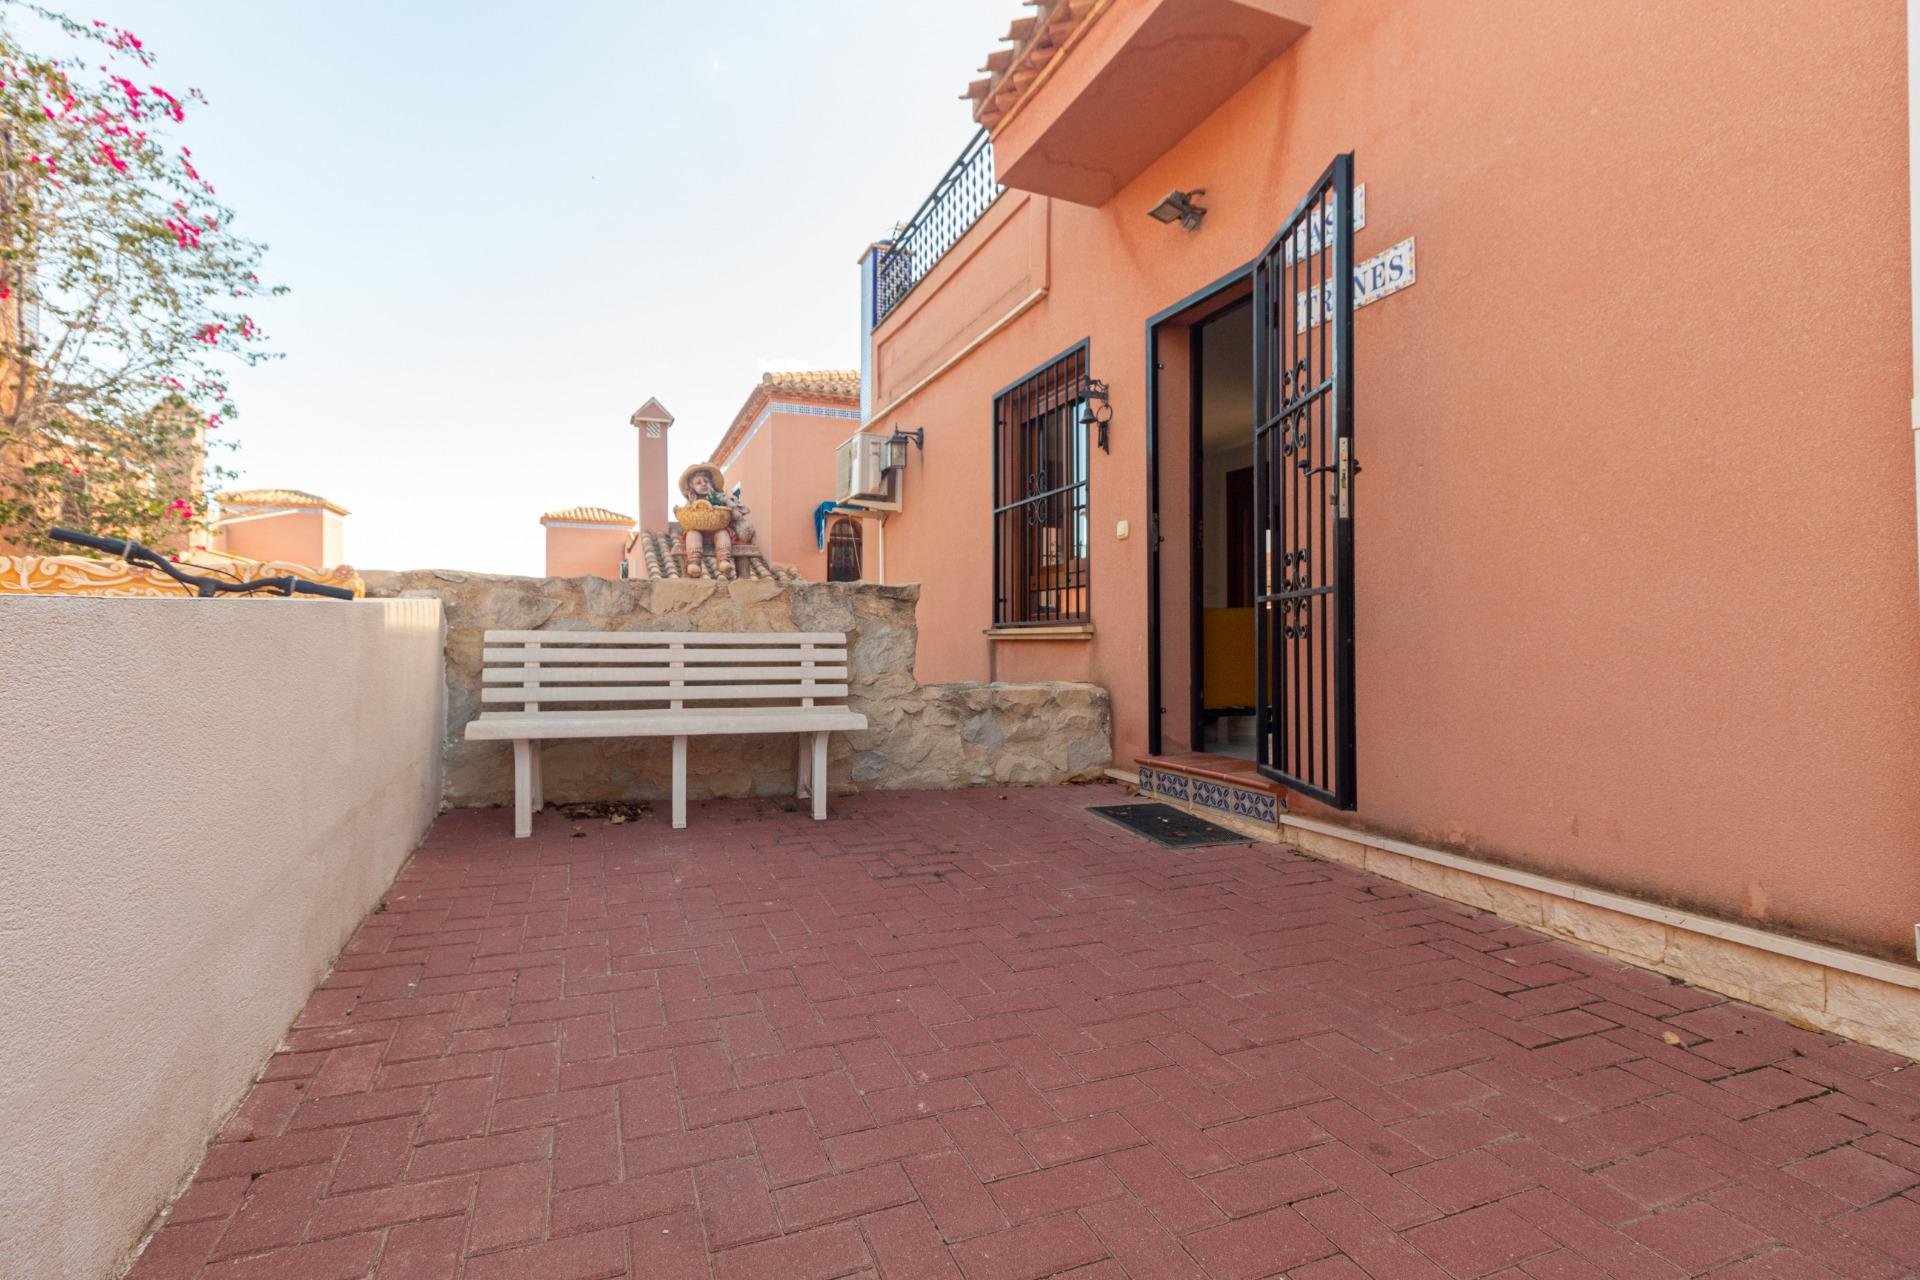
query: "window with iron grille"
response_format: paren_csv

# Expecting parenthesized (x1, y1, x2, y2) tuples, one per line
(993, 343, 1090, 626)
(826, 517, 863, 582)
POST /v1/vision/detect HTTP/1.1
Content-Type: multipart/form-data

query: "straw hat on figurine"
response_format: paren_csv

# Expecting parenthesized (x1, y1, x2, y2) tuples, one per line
(677, 463, 728, 502)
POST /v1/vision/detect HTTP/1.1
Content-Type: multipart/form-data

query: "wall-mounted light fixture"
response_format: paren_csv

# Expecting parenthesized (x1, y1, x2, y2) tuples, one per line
(1079, 380, 1112, 453)
(1147, 188, 1207, 231)
(884, 425, 924, 473)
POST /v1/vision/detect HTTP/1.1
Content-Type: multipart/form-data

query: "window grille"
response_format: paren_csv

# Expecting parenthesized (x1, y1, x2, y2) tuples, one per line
(826, 518, 863, 582)
(992, 344, 1090, 626)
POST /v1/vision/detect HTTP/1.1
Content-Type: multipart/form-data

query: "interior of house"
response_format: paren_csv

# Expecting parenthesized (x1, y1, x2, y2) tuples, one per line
(1195, 299, 1257, 759)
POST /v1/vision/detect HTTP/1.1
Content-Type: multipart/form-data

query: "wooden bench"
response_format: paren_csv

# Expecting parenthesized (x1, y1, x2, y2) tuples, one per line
(463, 630, 868, 834)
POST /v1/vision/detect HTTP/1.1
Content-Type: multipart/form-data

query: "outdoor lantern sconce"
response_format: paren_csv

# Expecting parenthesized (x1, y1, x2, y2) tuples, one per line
(884, 425, 924, 473)
(1147, 188, 1207, 231)
(1080, 379, 1113, 453)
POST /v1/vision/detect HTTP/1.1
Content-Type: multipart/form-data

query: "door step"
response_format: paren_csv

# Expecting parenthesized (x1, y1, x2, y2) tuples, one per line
(1134, 753, 1286, 841)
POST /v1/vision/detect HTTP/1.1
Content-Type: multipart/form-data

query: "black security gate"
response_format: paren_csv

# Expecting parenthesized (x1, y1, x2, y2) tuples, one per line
(1251, 153, 1357, 808)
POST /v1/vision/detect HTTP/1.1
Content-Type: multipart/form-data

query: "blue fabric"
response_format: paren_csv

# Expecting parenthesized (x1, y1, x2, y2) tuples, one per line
(813, 500, 839, 551)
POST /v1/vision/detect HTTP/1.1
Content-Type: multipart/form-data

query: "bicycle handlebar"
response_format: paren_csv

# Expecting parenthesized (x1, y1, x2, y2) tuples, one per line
(49, 528, 133, 557)
(48, 527, 358, 601)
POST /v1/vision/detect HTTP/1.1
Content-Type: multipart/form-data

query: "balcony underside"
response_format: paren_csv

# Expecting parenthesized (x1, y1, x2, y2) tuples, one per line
(992, 0, 1315, 207)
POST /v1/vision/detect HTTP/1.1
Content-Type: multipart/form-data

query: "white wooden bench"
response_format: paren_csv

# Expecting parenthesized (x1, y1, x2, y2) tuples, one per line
(463, 630, 867, 834)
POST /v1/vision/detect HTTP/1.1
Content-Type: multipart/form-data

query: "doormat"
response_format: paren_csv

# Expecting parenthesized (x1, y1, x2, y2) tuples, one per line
(1088, 803, 1246, 848)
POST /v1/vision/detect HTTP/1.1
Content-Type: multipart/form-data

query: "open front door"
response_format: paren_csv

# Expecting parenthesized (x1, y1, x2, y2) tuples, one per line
(1251, 153, 1357, 809)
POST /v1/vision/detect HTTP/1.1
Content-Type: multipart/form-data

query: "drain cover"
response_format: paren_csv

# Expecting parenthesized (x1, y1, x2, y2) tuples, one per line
(1088, 803, 1246, 848)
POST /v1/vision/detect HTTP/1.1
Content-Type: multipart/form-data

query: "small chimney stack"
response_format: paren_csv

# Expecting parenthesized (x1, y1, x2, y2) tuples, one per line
(629, 396, 675, 534)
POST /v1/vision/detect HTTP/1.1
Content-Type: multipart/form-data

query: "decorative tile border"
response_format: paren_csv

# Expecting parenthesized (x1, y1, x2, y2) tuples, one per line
(1139, 767, 1276, 828)
(1145, 768, 1189, 803)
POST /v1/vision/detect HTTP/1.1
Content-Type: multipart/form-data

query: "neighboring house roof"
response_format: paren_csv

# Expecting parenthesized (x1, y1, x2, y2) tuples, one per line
(963, 0, 1100, 129)
(541, 506, 635, 527)
(626, 528, 800, 582)
(708, 369, 860, 468)
(216, 488, 349, 516)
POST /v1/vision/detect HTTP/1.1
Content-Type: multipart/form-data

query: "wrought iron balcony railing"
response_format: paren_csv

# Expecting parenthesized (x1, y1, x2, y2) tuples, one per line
(871, 129, 1001, 328)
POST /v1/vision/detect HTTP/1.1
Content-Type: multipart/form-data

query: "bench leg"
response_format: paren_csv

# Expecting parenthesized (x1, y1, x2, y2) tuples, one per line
(530, 740, 544, 812)
(796, 735, 810, 800)
(810, 731, 828, 821)
(513, 739, 533, 838)
(672, 735, 688, 830)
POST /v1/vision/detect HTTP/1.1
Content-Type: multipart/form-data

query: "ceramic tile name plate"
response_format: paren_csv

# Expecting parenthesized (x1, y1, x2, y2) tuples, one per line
(1296, 235, 1415, 332)
(1284, 183, 1366, 264)
(1138, 766, 1278, 827)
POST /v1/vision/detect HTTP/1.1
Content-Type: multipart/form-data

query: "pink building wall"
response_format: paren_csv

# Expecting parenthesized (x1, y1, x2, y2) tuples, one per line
(213, 497, 345, 568)
(855, 0, 1920, 961)
(714, 394, 863, 580)
(541, 509, 635, 578)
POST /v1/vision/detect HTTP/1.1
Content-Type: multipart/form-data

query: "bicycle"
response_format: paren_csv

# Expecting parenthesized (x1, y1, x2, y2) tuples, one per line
(48, 527, 358, 600)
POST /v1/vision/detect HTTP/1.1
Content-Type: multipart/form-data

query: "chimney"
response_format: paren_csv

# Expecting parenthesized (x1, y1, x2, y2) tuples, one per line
(629, 396, 674, 533)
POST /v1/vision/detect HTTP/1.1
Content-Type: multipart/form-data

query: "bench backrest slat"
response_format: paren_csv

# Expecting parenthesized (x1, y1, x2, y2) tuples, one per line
(475, 630, 854, 716)
(482, 646, 848, 664)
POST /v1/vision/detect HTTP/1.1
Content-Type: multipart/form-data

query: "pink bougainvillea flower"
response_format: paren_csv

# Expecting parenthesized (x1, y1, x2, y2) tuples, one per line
(0, 285, 10, 301)
(205, 413, 222, 429)
(110, 73, 143, 112)
(150, 85, 183, 121)
(95, 142, 127, 172)
(197, 321, 224, 344)
(160, 376, 183, 389)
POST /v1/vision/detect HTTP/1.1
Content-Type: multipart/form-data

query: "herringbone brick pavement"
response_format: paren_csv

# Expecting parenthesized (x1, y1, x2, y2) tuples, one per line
(126, 785, 1920, 1279)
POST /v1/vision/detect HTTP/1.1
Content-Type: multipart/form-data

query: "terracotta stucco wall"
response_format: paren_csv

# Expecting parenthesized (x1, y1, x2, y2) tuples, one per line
(0, 598, 445, 1279)
(721, 401, 859, 580)
(217, 509, 340, 568)
(543, 523, 629, 578)
(867, 0, 1920, 958)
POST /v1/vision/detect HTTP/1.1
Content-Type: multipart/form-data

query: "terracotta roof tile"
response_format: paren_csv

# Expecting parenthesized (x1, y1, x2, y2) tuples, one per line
(759, 369, 859, 400)
(963, 0, 1101, 129)
(216, 488, 349, 516)
(626, 528, 800, 582)
(541, 505, 635, 526)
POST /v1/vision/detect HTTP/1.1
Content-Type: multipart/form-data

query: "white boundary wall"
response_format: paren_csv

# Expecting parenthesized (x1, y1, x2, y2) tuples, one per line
(0, 597, 445, 1279)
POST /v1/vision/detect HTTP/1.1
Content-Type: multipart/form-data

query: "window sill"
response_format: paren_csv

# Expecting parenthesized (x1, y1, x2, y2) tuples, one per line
(985, 624, 1094, 641)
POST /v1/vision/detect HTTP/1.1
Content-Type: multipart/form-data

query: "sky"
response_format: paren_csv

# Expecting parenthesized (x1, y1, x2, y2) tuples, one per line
(65, 0, 1014, 575)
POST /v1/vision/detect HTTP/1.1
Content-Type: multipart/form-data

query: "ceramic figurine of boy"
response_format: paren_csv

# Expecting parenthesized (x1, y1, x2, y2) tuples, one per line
(677, 463, 755, 578)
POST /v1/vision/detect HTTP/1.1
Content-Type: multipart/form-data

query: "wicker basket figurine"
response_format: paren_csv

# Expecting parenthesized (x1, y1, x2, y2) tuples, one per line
(674, 503, 733, 533)
(675, 463, 756, 578)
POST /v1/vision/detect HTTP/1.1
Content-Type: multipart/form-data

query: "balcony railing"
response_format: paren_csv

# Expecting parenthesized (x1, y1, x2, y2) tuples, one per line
(871, 129, 1002, 328)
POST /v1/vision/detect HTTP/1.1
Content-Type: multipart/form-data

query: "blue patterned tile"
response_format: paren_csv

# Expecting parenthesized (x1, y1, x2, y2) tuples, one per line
(1192, 779, 1232, 812)
(1138, 766, 1153, 793)
(1229, 787, 1277, 824)
(1154, 770, 1189, 802)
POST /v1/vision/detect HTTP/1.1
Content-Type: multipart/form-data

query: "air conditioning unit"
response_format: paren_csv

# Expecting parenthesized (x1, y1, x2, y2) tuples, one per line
(834, 432, 898, 509)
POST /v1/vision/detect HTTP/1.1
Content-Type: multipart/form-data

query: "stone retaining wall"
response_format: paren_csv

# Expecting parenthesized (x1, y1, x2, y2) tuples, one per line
(360, 570, 1112, 808)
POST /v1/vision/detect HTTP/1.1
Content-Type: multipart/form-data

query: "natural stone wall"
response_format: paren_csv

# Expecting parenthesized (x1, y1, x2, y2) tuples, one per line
(360, 570, 1112, 808)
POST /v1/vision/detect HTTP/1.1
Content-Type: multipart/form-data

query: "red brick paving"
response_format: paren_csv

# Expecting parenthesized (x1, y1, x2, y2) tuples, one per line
(127, 785, 1920, 1279)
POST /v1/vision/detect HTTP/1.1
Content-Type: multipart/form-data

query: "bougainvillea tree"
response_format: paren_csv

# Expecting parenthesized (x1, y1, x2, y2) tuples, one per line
(0, 3, 280, 553)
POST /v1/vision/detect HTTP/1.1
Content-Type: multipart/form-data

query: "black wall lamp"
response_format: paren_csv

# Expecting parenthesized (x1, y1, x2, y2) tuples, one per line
(884, 425, 924, 472)
(1147, 188, 1207, 231)
(1079, 379, 1112, 453)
